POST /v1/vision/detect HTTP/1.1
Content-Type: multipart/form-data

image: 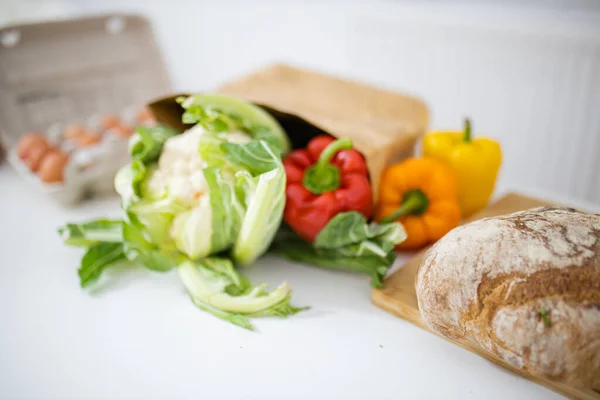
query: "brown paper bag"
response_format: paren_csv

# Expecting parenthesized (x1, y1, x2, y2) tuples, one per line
(148, 64, 429, 200)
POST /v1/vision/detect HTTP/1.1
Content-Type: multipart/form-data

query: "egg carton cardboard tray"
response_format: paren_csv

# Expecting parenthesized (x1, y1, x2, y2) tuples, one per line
(0, 13, 171, 205)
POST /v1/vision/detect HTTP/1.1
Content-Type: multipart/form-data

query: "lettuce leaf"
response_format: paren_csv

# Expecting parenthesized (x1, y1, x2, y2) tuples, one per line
(121, 222, 181, 272)
(197, 131, 237, 172)
(203, 167, 245, 255)
(221, 140, 281, 176)
(114, 159, 147, 208)
(232, 168, 285, 265)
(128, 197, 186, 246)
(314, 212, 404, 254)
(179, 93, 290, 155)
(129, 125, 179, 163)
(61, 219, 179, 288)
(58, 219, 127, 287)
(178, 258, 307, 330)
(224, 140, 286, 265)
(270, 213, 406, 288)
(58, 219, 123, 248)
(78, 242, 126, 288)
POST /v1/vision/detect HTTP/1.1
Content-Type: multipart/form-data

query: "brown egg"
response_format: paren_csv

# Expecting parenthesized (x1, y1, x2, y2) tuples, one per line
(76, 131, 102, 147)
(136, 106, 154, 123)
(115, 124, 135, 137)
(39, 150, 69, 183)
(17, 133, 46, 159)
(24, 141, 50, 171)
(101, 114, 120, 131)
(63, 123, 85, 140)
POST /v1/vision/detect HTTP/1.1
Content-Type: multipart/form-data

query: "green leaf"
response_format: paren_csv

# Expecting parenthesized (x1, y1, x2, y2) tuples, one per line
(130, 125, 180, 163)
(252, 126, 286, 156)
(232, 167, 286, 265)
(199, 133, 281, 177)
(130, 160, 147, 196)
(221, 140, 281, 176)
(203, 257, 246, 291)
(78, 242, 126, 288)
(197, 131, 236, 172)
(270, 237, 392, 287)
(201, 139, 286, 266)
(203, 167, 245, 254)
(189, 293, 307, 330)
(122, 222, 179, 272)
(178, 258, 291, 313)
(128, 197, 186, 246)
(58, 219, 123, 247)
(314, 212, 371, 248)
(180, 93, 290, 155)
(270, 218, 406, 288)
(314, 212, 405, 252)
(114, 160, 147, 208)
(178, 258, 307, 329)
(170, 202, 213, 260)
(246, 295, 309, 318)
(189, 296, 254, 330)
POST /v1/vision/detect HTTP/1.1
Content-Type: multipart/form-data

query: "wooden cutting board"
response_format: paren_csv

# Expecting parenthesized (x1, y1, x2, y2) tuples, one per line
(372, 193, 600, 400)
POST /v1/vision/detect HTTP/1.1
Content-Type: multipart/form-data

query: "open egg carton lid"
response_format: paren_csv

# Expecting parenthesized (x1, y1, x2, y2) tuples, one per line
(0, 13, 171, 205)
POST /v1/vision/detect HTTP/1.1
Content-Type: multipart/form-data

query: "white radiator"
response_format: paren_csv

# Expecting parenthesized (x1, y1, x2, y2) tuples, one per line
(346, 4, 600, 203)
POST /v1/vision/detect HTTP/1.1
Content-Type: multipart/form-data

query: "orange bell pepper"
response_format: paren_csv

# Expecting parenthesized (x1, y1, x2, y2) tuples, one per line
(375, 157, 461, 250)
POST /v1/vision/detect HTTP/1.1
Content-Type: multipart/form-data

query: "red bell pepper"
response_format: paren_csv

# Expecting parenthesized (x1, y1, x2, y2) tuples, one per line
(283, 135, 373, 242)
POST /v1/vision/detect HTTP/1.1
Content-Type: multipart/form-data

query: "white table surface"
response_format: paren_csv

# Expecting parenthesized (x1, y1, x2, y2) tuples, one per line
(2, 164, 595, 400)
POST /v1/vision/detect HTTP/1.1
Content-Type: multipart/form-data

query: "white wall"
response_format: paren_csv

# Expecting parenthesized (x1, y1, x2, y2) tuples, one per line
(4, 0, 600, 203)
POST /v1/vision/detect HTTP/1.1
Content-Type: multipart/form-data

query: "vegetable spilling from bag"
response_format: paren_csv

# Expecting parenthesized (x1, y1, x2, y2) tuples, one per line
(283, 135, 373, 242)
(58, 94, 406, 330)
(272, 135, 405, 287)
(60, 94, 306, 330)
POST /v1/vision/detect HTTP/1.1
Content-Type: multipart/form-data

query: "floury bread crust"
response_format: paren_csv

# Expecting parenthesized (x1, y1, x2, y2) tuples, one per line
(416, 207, 600, 389)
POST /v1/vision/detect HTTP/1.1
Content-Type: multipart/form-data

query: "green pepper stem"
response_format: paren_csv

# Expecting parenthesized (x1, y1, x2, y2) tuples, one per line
(302, 138, 354, 195)
(316, 138, 353, 169)
(463, 118, 472, 143)
(380, 190, 429, 223)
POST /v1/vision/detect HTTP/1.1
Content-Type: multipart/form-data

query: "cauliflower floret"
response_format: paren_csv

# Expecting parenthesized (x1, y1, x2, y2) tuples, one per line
(145, 125, 251, 206)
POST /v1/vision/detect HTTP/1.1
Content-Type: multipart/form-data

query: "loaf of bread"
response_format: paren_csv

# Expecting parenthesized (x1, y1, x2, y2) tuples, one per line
(416, 207, 600, 389)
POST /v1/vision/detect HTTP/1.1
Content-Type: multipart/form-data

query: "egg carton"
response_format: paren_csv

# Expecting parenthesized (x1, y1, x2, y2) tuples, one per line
(8, 129, 130, 205)
(0, 14, 171, 206)
(6, 109, 150, 204)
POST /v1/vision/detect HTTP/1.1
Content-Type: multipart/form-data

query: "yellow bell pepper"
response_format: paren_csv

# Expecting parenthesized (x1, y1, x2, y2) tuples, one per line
(422, 119, 502, 218)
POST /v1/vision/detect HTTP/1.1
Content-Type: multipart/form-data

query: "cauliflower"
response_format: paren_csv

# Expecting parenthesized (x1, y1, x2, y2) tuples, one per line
(145, 125, 251, 206)
(99, 94, 304, 329)
(134, 124, 252, 259)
